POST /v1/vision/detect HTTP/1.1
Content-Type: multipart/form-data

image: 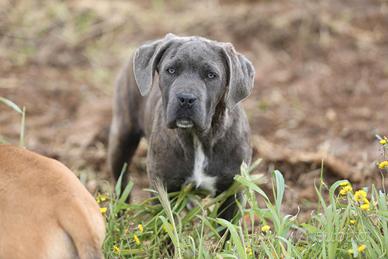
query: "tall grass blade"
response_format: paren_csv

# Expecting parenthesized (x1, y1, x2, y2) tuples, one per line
(0, 97, 23, 113)
(215, 218, 246, 259)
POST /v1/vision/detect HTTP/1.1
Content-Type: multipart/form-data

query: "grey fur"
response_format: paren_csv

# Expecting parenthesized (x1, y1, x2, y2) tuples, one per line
(108, 33, 255, 223)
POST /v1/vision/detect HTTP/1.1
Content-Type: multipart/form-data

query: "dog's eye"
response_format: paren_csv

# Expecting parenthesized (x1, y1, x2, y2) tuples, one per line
(167, 68, 176, 74)
(207, 72, 216, 79)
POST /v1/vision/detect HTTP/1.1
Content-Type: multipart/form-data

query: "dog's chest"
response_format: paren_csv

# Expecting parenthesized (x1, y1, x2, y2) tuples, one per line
(187, 135, 217, 195)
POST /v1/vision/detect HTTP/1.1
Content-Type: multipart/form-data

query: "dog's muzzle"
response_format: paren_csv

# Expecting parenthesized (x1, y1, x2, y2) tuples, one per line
(166, 89, 206, 131)
(175, 93, 197, 129)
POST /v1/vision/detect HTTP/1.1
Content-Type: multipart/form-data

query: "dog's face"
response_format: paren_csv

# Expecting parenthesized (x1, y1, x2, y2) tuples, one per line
(158, 40, 227, 131)
(133, 34, 255, 132)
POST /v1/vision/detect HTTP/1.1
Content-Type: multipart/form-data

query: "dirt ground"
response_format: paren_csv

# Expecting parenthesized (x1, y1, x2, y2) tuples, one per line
(1, 0, 387, 217)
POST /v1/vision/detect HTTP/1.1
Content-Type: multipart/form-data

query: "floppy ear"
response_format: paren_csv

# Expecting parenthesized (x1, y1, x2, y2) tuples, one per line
(133, 33, 177, 96)
(221, 43, 255, 109)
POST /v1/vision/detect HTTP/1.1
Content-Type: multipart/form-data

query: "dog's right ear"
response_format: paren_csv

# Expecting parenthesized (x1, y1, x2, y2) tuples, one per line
(133, 33, 177, 96)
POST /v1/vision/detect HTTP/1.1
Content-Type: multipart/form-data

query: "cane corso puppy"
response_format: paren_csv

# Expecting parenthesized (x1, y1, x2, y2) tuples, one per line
(108, 33, 254, 222)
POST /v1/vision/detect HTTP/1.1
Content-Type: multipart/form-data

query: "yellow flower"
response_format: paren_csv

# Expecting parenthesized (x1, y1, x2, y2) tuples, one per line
(358, 244, 366, 253)
(261, 225, 271, 233)
(113, 245, 120, 254)
(96, 194, 108, 204)
(99, 207, 107, 214)
(360, 203, 370, 211)
(246, 246, 253, 256)
(354, 190, 367, 202)
(339, 185, 353, 196)
(339, 181, 350, 187)
(339, 181, 352, 196)
(138, 224, 144, 233)
(378, 161, 388, 169)
(347, 249, 353, 255)
(379, 136, 388, 145)
(133, 234, 141, 245)
(349, 219, 356, 225)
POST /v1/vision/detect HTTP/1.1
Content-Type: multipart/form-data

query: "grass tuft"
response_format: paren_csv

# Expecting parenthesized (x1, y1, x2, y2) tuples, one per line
(100, 157, 388, 258)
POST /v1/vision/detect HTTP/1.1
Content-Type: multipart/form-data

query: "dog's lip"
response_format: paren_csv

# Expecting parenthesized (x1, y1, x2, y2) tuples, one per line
(176, 119, 194, 128)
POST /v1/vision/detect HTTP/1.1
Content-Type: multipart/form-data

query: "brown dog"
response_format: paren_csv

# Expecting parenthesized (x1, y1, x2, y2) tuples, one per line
(0, 144, 105, 259)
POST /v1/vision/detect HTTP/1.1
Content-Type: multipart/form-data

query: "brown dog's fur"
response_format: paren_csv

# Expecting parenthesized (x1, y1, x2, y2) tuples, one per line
(0, 144, 105, 259)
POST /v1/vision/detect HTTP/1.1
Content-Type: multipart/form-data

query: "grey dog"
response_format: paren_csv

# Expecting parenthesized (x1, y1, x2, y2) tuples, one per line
(108, 33, 254, 222)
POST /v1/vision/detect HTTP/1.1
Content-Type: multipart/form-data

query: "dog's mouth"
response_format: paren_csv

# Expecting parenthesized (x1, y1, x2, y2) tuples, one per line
(176, 119, 194, 129)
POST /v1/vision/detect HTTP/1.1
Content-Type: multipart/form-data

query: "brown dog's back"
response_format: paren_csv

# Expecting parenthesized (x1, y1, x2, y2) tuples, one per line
(0, 145, 105, 259)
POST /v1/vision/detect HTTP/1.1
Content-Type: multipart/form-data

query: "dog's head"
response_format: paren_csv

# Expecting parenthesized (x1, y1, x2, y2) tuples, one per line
(133, 33, 255, 132)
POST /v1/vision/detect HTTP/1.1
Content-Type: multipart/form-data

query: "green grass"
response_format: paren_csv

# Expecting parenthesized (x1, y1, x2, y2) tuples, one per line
(99, 160, 388, 259)
(0, 97, 26, 146)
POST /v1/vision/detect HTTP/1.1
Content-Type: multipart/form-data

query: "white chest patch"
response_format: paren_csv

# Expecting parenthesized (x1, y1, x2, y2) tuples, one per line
(188, 135, 217, 196)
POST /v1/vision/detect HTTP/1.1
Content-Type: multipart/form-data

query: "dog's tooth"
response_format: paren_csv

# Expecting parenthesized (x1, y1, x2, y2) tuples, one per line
(176, 119, 194, 128)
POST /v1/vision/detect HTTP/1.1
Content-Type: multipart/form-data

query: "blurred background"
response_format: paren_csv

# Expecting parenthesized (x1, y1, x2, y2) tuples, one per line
(1, 0, 387, 217)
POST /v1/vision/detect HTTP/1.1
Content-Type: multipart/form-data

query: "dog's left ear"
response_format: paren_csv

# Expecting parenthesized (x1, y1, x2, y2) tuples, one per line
(221, 43, 255, 109)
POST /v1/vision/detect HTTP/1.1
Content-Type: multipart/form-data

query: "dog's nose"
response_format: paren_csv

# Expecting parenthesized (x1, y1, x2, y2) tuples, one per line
(177, 93, 197, 107)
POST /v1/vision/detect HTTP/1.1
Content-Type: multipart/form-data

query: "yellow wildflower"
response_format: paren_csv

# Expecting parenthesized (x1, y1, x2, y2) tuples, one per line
(354, 190, 367, 202)
(339, 185, 353, 196)
(96, 194, 108, 204)
(138, 224, 144, 233)
(113, 245, 120, 254)
(261, 225, 271, 233)
(339, 181, 352, 196)
(246, 246, 253, 256)
(349, 219, 356, 225)
(133, 234, 141, 245)
(99, 207, 107, 214)
(360, 203, 370, 211)
(358, 244, 366, 253)
(339, 181, 350, 187)
(379, 136, 388, 145)
(378, 161, 388, 169)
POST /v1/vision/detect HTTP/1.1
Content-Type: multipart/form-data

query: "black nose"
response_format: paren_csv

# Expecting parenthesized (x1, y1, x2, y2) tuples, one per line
(176, 93, 197, 107)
